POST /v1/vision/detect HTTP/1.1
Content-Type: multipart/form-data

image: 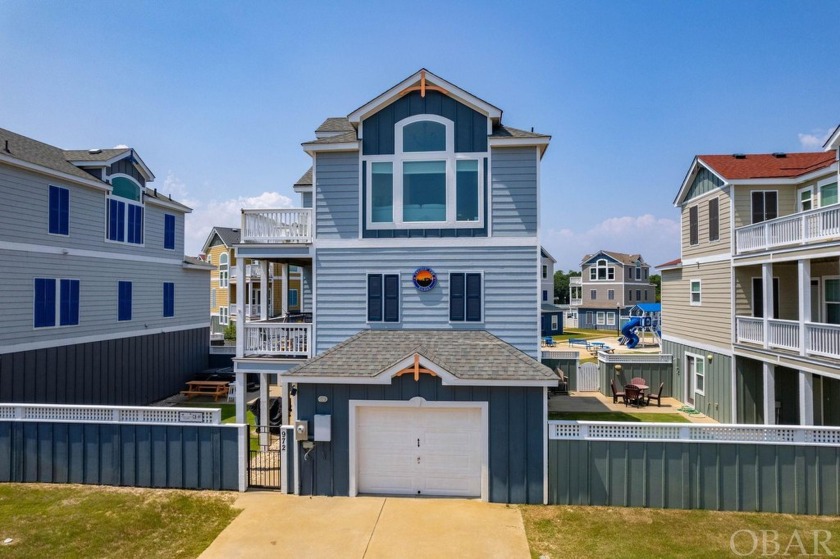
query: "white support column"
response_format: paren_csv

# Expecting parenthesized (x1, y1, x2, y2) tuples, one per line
(235, 371, 247, 424)
(259, 373, 269, 446)
(799, 372, 814, 426)
(798, 259, 811, 356)
(247, 279, 253, 319)
(235, 256, 246, 359)
(762, 263, 773, 348)
(762, 362, 776, 425)
(260, 260, 269, 321)
(280, 380, 290, 494)
(282, 263, 289, 315)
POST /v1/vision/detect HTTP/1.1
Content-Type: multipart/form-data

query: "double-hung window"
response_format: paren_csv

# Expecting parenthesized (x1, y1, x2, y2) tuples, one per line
(218, 253, 229, 288)
(48, 186, 69, 235)
(118, 281, 132, 321)
(164, 214, 176, 249)
(34, 278, 79, 327)
(106, 176, 144, 244)
(366, 115, 483, 229)
(819, 181, 838, 207)
(450, 272, 482, 322)
(163, 282, 175, 317)
(589, 259, 614, 281)
(367, 274, 400, 322)
(690, 280, 701, 306)
(751, 191, 777, 224)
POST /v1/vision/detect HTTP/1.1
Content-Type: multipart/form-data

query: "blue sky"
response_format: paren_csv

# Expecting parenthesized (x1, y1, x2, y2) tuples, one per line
(1, 1, 838, 270)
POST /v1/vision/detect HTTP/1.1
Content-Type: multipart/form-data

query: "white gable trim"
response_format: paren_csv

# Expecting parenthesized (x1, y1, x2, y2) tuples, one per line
(347, 69, 502, 124)
(674, 158, 729, 206)
(302, 141, 360, 155)
(824, 124, 840, 150)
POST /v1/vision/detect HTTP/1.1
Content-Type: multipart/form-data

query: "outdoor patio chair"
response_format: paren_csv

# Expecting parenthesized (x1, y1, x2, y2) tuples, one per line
(226, 381, 237, 403)
(610, 379, 625, 404)
(555, 367, 569, 395)
(647, 382, 664, 407)
(624, 384, 642, 407)
(543, 337, 557, 347)
(630, 377, 646, 386)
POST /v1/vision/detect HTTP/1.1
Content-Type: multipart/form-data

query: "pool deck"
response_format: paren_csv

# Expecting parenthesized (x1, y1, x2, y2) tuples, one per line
(548, 390, 717, 423)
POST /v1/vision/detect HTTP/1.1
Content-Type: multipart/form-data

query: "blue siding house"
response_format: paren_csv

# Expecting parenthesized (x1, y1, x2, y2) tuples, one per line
(232, 70, 555, 503)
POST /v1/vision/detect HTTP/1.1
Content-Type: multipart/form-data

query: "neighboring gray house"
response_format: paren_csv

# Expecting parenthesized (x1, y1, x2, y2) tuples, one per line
(540, 247, 563, 336)
(571, 250, 655, 330)
(231, 69, 556, 503)
(0, 127, 211, 405)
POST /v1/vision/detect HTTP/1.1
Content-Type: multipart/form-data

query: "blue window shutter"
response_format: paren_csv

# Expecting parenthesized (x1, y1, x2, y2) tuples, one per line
(163, 283, 175, 317)
(367, 275, 382, 322)
(383, 274, 399, 322)
(107, 200, 117, 240)
(59, 187, 69, 234)
(34, 278, 56, 327)
(164, 214, 175, 249)
(127, 205, 143, 244)
(49, 186, 59, 233)
(450, 273, 465, 321)
(60, 279, 79, 325)
(118, 281, 132, 321)
(465, 273, 482, 322)
(127, 205, 136, 243)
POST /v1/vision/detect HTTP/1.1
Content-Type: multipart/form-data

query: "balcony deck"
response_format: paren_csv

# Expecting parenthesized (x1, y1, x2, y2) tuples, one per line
(241, 319, 312, 359)
(735, 316, 840, 360)
(735, 204, 840, 255)
(241, 208, 312, 244)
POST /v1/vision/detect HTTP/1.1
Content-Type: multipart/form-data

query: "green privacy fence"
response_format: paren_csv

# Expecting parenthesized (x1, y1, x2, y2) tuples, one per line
(548, 421, 840, 515)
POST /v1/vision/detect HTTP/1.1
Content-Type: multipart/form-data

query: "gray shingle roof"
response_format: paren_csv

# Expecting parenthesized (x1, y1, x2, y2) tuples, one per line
(183, 256, 214, 269)
(63, 148, 130, 162)
(294, 167, 312, 186)
(0, 127, 101, 181)
(302, 131, 359, 146)
(583, 250, 643, 266)
(316, 117, 355, 133)
(212, 226, 242, 247)
(285, 329, 555, 382)
(490, 124, 550, 139)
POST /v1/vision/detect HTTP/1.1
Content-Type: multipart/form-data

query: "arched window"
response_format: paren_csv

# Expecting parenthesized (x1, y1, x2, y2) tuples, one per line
(106, 175, 144, 244)
(219, 253, 229, 288)
(365, 114, 483, 229)
(589, 259, 614, 281)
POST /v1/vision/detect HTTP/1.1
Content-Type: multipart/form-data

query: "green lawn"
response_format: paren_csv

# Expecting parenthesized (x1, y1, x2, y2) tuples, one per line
(521, 505, 840, 558)
(0, 484, 239, 559)
(548, 411, 689, 423)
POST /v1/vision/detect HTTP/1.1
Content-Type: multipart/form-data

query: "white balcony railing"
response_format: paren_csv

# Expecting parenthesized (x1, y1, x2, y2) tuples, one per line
(230, 264, 273, 281)
(767, 319, 800, 351)
(230, 303, 262, 318)
(244, 323, 312, 358)
(807, 322, 840, 358)
(242, 209, 312, 244)
(735, 204, 840, 254)
(570, 298, 583, 306)
(736, 316, 764, 344)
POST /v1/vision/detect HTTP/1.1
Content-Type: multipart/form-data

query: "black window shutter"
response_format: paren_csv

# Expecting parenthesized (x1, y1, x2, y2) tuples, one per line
(383, 274, 399, 322)
(450, 273, 465, 321)
(465, 273, 482, 322)
(708, 198, 719, 241)
(689, 206, 698, 245)
(367, 274, 382, 322)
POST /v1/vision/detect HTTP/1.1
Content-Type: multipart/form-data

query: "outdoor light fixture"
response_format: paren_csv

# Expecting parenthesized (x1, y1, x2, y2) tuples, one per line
(614, 364, 622, 373)
(706, 354, 713, 362)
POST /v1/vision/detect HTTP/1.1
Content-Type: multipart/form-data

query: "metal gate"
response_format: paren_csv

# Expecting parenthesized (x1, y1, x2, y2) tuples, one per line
(248, 425, 282, 489)
(577, 363, 600, 392)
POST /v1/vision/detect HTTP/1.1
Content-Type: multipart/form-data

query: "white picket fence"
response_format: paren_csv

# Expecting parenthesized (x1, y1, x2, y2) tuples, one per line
(577, 363, 600, 392)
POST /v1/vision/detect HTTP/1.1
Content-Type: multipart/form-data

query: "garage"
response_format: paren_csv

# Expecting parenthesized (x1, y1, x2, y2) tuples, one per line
(354, 403, 484, 497)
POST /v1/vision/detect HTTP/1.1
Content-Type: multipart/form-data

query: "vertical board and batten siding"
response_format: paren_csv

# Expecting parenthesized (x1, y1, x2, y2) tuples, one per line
(660, 260, 732, 348)
(598, 361, 674, 401)
(548, 439, 840, 515)
(541, 357, 579, 390)
(0, 164, 186, 259)
(314, 151, 359, 239)
(685, 166, 724, 201)
(0, 421, 239, 490)
(662, 339, 732, 423)
(314, 245, 539, 358)
(361, 90, 487, 156)
(0, 250, 208, 348)
(107, 158, 146, 187)
(0, 327, 208, 405)
(295, 375, 544, 504)
(732, 183, 797, 229)
(680, 190, 731, 260)
(735, 356, 764, 424)
(491, 147, 538, 237)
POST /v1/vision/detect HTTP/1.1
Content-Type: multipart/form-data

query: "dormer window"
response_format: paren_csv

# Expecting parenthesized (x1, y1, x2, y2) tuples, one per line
(365, 115, 483, 229)
(106, 175, 144, 245)
(589, 259, 614, 281)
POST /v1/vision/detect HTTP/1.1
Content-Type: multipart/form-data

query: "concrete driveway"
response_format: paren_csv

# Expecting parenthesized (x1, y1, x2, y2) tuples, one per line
(198, 492, 530, 559)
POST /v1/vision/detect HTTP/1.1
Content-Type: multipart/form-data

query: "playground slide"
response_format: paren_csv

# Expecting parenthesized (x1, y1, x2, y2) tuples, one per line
(621, 317, 642, 349)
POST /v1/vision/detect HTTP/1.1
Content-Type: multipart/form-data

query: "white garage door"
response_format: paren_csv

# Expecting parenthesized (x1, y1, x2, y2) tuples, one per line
(356, 405, 483, 497)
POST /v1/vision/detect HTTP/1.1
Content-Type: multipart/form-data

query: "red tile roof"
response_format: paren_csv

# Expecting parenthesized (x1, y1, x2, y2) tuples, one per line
(698, 152, 835, 180)
(656, 258, 682, 268)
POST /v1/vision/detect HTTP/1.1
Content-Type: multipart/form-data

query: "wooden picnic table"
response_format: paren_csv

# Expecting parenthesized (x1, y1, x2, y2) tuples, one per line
(180, 380, 230, 401)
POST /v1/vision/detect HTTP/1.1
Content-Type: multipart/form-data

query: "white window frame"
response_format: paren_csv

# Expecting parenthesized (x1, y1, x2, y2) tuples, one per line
(551, 314, 558, 331)
(32, 277, 80, 329)
(218, 253, 229, 288)
(824, 276, 840, 325)
(364, 114, 485, 230)
(607, 312, 616, 326)
(596, 311, 605, 325)
(817, 178, 838, 208)
(635, 262, 641, 280)
(608, 289, 615, 301)
(687, 352, 705, 396)
(219, 306, 229, 325)
(289, 288, 300, 309)
(104, 174, 145, 246)
(690, 279, 701, 306)
(589, 259, 615, 281)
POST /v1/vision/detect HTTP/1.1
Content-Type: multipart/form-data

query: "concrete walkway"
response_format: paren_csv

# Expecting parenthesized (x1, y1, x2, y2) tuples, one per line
(199, 492, 530, 559)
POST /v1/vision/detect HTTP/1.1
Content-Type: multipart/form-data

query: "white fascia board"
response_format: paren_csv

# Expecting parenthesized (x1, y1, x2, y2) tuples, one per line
(144, 193, 193, 213)
(823, 124, 840, 150)
(489, 137, 550, 158)
(674, 158, 729, 206)
(661, 334, 733, 357)
(347, 69, 502, 124)
(314, 237, 538, 250)
(127, 149, 155, 181)
(200, 230, 222, 256)
(292, 184, 313, 193)
(0, 153, 111, 192)
(302, 141, 360, 156)
(72, 150, 155, 182)
(657, 263, 683, 272)
(183, 262, 214, 271)
(277, 374, 557, 387)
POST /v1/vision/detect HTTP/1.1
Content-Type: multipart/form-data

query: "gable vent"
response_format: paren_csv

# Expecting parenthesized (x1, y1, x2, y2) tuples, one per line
(772, 152, 787, 158)
(732, 153, 746, 159)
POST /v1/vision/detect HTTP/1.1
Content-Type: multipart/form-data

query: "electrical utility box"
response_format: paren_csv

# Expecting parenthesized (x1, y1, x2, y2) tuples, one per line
(294, 420, 308, 441)
(313, 414, 331, 442)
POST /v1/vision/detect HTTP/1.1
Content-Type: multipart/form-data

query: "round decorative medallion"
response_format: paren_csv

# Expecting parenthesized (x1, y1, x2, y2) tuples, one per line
(412, 267, 437, 292)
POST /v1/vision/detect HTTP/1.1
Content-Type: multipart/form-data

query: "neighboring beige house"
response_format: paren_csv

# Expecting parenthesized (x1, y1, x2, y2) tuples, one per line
(660, 134, 840, 426)
(201, 226, 301, 336)
(570, 250, 655, 330)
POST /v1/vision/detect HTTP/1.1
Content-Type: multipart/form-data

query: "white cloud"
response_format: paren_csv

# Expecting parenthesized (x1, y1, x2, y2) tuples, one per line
(162, 172, 294, 256)
(542, 214, 680, 273)
(798, 129, 831, 150)
(113, 144, 129, 149)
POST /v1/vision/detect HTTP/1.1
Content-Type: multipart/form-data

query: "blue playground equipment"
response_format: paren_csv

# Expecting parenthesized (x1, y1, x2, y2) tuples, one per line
(618, 303, 661, 348)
